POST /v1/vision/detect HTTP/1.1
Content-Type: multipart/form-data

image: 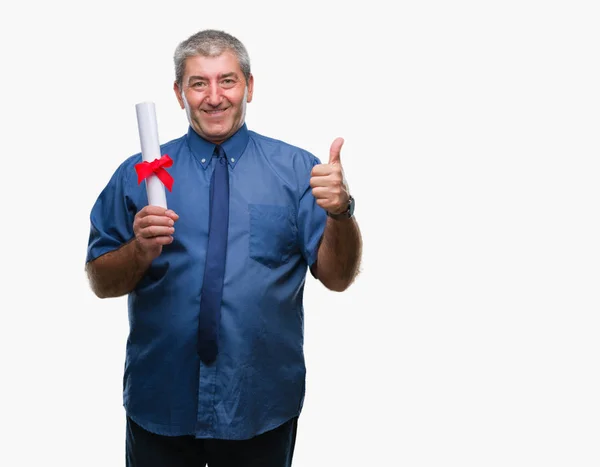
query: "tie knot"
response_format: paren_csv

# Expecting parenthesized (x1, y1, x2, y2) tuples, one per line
(214, 145, 225, 159)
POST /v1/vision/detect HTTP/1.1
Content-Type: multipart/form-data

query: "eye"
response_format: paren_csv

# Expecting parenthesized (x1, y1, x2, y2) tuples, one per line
(191, 81, 206, 88)
(221, 79, 236, 88)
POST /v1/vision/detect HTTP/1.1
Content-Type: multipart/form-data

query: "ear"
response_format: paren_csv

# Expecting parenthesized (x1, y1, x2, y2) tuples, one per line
(173, 81, 185, 109)
(246, 74, 254, 103)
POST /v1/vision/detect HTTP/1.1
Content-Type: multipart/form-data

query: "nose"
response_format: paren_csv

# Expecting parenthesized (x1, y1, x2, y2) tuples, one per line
(206, 84, 222, 106)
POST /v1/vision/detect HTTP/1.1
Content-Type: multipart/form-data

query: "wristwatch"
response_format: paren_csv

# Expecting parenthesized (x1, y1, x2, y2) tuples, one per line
(327, 195, 355, 220)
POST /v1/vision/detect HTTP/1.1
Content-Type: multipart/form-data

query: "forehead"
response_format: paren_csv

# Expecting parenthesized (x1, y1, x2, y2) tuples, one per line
(183, 51, 242, 78)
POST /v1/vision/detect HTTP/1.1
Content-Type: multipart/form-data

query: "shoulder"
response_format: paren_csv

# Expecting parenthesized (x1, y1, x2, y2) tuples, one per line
(247, 130, 322, 169)
(161, 134, 187, 154)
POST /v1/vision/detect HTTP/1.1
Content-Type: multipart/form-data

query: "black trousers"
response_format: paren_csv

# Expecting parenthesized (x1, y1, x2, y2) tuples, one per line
(126, 416, 298, 467)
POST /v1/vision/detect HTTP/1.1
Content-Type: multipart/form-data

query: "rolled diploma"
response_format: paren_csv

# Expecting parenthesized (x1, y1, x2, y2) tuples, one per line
(136, 102, 168, 208)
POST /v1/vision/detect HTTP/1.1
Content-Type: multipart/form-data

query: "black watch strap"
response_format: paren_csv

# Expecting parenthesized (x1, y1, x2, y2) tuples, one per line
(327, 195, 355, 220)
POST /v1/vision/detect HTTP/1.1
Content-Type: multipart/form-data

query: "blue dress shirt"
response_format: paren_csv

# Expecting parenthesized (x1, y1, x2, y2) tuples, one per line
(86, 124, 327, 440)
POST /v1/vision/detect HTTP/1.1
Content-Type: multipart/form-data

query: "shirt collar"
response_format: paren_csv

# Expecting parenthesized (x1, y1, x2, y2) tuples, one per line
(186, 123, 250, 170)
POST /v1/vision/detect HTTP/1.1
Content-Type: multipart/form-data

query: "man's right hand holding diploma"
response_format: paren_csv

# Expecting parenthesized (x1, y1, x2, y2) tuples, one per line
(133, 206, 180, 262)
(85, 206, 179, 299)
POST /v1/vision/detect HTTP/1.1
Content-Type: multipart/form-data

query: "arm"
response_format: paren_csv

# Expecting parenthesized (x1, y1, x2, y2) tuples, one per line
(86, 206, 179, 299)
(309, 137, 363, 292)
(313, 216, 362, 292)
(86, 240, 153, 299)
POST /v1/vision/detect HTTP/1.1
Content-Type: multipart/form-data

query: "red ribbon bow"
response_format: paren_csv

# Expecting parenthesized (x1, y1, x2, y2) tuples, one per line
(134, 154, 174, 192)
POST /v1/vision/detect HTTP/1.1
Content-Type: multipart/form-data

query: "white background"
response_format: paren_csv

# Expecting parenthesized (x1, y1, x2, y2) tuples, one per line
(1, 1, 599, 466)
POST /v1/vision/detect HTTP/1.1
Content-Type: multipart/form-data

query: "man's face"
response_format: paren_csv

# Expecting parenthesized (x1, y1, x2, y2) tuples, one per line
(174, 51, 254, 144)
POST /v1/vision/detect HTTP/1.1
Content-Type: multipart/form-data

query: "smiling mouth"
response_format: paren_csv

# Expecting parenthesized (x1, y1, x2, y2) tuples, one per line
(203, 108, 228, 115)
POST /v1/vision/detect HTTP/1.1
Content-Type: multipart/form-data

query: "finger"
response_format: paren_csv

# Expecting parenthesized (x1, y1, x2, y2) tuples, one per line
(140, 225, 175, 239)
(328, 137, 344, 165)
(138, 234, 174, 245)
(152, 235, 174, 245)
(309, 176, 332, 188)
(311, 164, 333, 177)
(138, 215, 175, 229)
(313, 185, 345, 200)
(137, 236, 173, 255)
(311, 187, 332, 199)
(165, 210, 180, 221)
(139, 205, 169, 217)
(315, 198, 331, 210)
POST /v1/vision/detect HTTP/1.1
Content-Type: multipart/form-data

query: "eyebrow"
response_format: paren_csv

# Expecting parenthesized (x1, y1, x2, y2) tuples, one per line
(187, 72, 239, 83)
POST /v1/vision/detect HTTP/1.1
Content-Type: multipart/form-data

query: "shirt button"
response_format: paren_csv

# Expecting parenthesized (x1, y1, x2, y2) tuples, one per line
(201, 158, 206, 163)
(231, 158, 235, 163)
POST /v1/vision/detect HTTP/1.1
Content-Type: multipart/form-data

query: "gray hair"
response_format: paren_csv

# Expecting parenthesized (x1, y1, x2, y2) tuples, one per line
(174, 29, 251, 88)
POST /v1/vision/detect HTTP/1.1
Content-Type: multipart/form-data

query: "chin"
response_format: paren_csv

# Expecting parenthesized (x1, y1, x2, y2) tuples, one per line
(207, 127, 230, 139)
(194, 123, 224, 139)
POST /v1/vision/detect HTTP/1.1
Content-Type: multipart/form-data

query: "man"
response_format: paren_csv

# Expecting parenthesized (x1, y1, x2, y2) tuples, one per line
(86, 29, 362, 466)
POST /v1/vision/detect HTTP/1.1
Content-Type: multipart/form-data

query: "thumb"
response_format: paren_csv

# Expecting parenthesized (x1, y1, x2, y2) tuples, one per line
(328, 137, 344, 165)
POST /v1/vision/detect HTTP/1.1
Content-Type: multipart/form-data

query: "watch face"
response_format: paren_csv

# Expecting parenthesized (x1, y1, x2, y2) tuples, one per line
(348, 196, 355, 216)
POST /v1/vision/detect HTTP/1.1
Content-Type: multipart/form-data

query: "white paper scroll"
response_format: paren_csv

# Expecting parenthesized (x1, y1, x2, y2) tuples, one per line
(136, 102, 167, 208)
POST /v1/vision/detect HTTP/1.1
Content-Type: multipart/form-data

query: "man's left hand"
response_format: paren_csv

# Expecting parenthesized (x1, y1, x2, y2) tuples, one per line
(310, 137, 350, 215)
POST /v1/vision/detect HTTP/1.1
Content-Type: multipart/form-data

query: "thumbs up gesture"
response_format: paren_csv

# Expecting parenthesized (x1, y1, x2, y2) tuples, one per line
(310, 137, 350, 215)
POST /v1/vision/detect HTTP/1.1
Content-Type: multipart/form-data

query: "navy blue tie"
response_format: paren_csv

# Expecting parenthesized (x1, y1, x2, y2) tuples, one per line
(198, 145, 229, 364)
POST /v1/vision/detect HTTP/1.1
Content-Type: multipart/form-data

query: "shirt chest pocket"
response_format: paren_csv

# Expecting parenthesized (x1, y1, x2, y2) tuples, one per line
(249, 204, 298, 268)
